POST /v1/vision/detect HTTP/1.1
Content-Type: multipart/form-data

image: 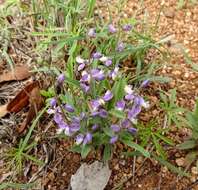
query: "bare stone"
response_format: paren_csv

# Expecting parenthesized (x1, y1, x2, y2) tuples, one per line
(176, 157, 185, 167)
(70, 161, 111, 190)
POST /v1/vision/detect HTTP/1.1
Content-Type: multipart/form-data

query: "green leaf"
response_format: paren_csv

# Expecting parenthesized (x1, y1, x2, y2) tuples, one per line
(185, 152, 197, 166)
(109, 109, 126, 119)
(194, 99, 198, 116)
(103, 127, 114, 137)
(0, 182, 35, 190)
(170, 89, 177, 107)
(155, 133, 175, 146)
(191, 63, 198, 72)
(40, 89, 55, 97)
(112, 77, 127, 102)
(22, 153, 44, 166)
(186, 112, 198, 129)
(70, 145, 81, 153)
(81, 144, 92, 158)
(152, 153, 190, 177)
(152, 134, 167, 159)
(65, 76, 80, 88)
(60, 92, 74, 106)
(103, 144, 112, 161)
(177, 140, 197, 150)
(121, 138, 150, 158)
(122, 151, 142, 157)
(149, 76, 172, 83)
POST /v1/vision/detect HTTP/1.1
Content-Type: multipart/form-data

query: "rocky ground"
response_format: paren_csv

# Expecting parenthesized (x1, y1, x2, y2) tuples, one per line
(0, 0, 198, 190)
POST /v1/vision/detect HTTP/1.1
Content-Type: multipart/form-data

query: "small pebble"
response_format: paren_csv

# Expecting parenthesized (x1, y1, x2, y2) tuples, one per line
(175, 157, 185, 167)
(191, 167, 198, 175)
(114, 164, 120, 170)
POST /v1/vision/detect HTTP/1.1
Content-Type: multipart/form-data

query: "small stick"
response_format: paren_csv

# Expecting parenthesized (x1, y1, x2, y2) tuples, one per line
(132, 139, 137, 184)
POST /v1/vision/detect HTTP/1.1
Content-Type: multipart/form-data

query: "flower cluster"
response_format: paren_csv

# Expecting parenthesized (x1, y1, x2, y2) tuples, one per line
(87, 23, 132, 52)
(47, 23, 150, 152)
(48, 60, 149, 147)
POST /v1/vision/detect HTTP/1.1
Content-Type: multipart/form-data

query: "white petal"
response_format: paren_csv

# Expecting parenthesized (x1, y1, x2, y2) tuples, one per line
(99, 98, 105, 105)
(131, 118, 138, 124)
(57, 128, 64, 134)
(124, 85, 133, 94)
(47, 108, 55, 114)
(76, 56, 85, 64)
(64, 127, 71, 136)
(99, 56, 108, 62)
(142, 101, 150, 108)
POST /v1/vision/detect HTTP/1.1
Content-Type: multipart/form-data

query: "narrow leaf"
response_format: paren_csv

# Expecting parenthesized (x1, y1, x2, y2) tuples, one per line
(121, 138, 150, 157)
(81, 144, 92, 158)
(152, 153, 190, 177)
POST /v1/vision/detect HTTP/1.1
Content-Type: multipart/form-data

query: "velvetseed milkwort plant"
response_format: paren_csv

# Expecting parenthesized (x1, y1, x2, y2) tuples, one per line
(47, 23, 150, 159)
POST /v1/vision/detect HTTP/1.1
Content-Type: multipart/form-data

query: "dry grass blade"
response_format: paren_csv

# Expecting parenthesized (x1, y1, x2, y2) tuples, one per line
(0, 104, 8, 118)
(0, 65, 31, 83)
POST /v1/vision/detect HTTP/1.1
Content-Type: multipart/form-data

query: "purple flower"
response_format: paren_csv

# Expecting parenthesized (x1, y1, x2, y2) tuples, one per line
(50, 98, 57, 107)
(80, 83, 90, 93)
(105, 59, 112, 66)
(47, 108, 55, 114)
(121, 119, 131, 128)
(110, 136, 118, 144)
(70, 123, 81, 133)
(108, 24, 117, 33)
(125, 94, 135, 101)
(72, 116, 81, 123)
(140, 79, 150, 88)
(91, 69, 105, 81)
(128, 104, 141, 120)
(59, 121, 69, 129)
(116, 42, 125, 52)
(78, 63, 85, 71)
(128, 127, 137, 135)
(91, 111, 100, 117)
(92, 124, 99, 131)
(111, 124, 120, 132)
(57, 122, 69, 134)
(81, 71, 90, 82)
(57, 74, 65, 84)
(80, 112, 86, 120)
(116, 100, 125, 111)
(122, 24, 132, 31)
(91, 99, 104, 111)
(103, 90, 113, 101)
(99, 109, 108, 118)
(88, 28, 96, 37)
(134, 96, 149, 108)
(75, 134, 84, 145)
(54, 113, 63, 124)
(64, 104, 74, 113)
(83, 133, 92, 145)
(92, 52, 102, 59)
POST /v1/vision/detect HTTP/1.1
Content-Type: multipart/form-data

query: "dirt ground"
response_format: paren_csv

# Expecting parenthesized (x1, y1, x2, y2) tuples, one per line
(0, 0, 198, 190)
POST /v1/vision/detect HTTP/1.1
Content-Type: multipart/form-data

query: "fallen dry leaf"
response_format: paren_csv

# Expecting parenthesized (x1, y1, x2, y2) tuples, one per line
(0, 104, 8, 118)
(0, 65, 31, 83)
(0, 81, 43, 133)
(18, 86, 43, 133)
(0, 0, 5, 5)
(7, 81, 39, 113)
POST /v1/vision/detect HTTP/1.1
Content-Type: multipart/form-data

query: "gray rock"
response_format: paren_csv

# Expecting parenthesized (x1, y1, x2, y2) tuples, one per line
(70, 161, 111, 190)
